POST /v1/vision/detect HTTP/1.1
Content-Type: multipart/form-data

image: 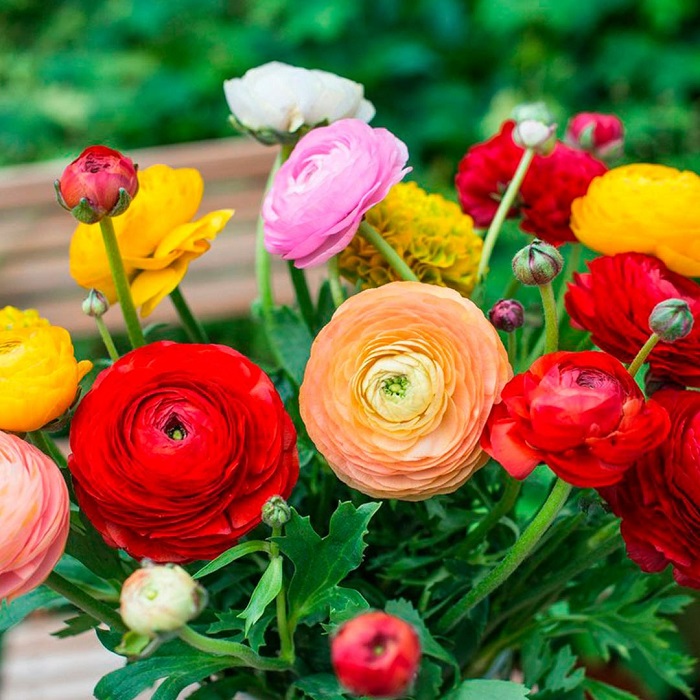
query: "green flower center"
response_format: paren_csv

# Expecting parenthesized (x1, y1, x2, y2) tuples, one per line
(382, 375, 409, 398)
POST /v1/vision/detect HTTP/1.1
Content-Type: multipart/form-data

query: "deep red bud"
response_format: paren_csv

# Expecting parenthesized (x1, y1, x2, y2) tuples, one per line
(565, 113, 624, 160)
(489, 299, 525, 332)
(331, 611, 422, 698)
(56, 145, 139, 223)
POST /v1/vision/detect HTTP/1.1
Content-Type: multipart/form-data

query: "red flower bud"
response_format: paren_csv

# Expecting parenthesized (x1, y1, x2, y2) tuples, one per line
(489, 299, 525, 332)
(55, 145, 139, 223)
(331, 611, 422, 698)
(565, 113, 624, 161)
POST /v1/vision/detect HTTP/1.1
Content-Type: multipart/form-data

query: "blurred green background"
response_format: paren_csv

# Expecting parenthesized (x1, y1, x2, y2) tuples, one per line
(2, 0, 700, 183)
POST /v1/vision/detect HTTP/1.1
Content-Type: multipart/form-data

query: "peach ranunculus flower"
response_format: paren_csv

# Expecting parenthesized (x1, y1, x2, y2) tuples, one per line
(571, 164, 700, 277)
(0, 431, 70, 601)
(0, 308, 92, 433)
(299, 282, 512, 500)
(69, 164, 234, 317)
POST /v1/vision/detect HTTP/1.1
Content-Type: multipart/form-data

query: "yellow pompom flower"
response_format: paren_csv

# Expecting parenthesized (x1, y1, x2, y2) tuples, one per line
(338, 182, 482, 296)
(0, 309, 92, 432)
(69, 165, 234, 316)
(571, 164, 700, 277)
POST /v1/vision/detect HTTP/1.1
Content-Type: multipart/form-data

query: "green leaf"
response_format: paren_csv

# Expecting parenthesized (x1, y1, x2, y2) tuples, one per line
(65, 512, 126, 580)
(289, 673, 347, 700)
(0, 587, 63, 632)
(238, 555, 283, 636)
(52, 613, 100, 639)
(207, 611, 274, 654)
(583, 679, 642, 700)
(266, 305, 314, 385)
(276, 502, 381, 628)
(444, 679, 531, 699)
(411, 659, 444, 700)
(543, 645, 585, 693)
(193, 540, 270, 579)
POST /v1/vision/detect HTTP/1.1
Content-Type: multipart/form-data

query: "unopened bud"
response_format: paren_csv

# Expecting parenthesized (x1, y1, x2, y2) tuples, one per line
(489, 299, 525, 332)
(511, 101, 556, 126)
(120, 564, 207, 637)
(331, 611, 422, 698)
(512, 120, 557, 155)
(565, 112, 624, 161)
(82, 289, 110, 318)
(261, 495, 291, 529)
(649, 299, 694, 342)
(512, 239, 564, 286)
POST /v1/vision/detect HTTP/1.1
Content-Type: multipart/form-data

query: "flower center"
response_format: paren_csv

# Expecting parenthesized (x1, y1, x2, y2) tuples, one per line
(382, 375, 409, 398)
(164, 414, 187, 441)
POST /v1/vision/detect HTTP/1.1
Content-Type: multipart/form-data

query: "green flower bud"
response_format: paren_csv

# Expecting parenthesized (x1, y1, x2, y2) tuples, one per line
(512, 120, 557, 155)
(82, 289, 110, 318)
(511, 239, 564, 286)
(261, 495, 291, 529)
(648, 299, 694, 342)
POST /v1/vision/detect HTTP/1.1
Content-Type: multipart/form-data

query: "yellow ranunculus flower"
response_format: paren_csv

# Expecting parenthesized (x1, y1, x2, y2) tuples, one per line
(69, 165, 234, 316)
(0, 307, 49, 330)
(571, 164, 700, 277)
(0, 314, 92, 432)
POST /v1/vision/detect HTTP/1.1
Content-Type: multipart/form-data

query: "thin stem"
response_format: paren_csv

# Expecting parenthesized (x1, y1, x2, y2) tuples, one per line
(438, 478, 572, 633)
(45, 572, 126, 633)
(177, 625, 290, 671)
(507, 332, 517, 366)
(95, 316, 120, 361)
(28, 430, 67, 469)
(328, 255, 346, 308)
(539, 281, 559, 354)
(98, 217, 146, 348)
(286, 262, 315, 332)
(359, 221, 419, 282)
(627, 333, 660, 378)
(270, 525, 294, 662)
(477, 148, 535, 282)
(169, 286, 209, 343)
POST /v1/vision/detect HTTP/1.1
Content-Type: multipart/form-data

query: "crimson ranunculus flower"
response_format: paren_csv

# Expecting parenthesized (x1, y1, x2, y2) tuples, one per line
(565, 253, 700, 387)
(455, 121, 606, 245)
(600, 389, 700, 588)
(481, 351, 669, 487)
(68, 341, 298, 563)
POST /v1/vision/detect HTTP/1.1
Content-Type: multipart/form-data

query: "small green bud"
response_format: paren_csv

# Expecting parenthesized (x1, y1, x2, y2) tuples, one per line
(511, 239, 564, 286)
(648, 299, 694, 342)
(512, 120, 557, 155)
(261, 495, 291, 529)
(82, 289, 110, 318)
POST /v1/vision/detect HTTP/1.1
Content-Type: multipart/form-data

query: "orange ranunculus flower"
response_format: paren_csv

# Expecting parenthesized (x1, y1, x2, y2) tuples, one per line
(571, 164, 700, 276)
(69, 164, 234, 317)
(0, 308, 92, 432)
(0, 431, 70, 601)
(299, 282, 512, 500)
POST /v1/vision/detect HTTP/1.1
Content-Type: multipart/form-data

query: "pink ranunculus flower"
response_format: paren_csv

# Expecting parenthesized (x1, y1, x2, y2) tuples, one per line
(0, 432, 70, 601)
(262, 118, 410, 268)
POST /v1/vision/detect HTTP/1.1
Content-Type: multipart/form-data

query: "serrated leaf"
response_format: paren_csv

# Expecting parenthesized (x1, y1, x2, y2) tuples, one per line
(444, 679, 531, 699)
(238, 555, 283, 636)
(411, 659, 444, 700)
(0, 587, 63, 632)
(327, 587, 371, 627)
(193, 540, 269, 579)
(289, 673, 347, 699)
(52, 613, 100, 639)
(276, 502, 381, 628)
(583, 679, 642, 700)
(266, 305, 314, 385)
(543, 645, 585, 692)
(207, 610, 274, 654)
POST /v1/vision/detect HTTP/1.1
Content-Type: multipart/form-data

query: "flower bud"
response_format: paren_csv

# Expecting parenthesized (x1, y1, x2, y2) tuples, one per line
(648, 298, 694, 342)
(511, 101, 556, 126)
(81, 289, 110, 318)
(120, 564, 207, 637)
(55, 145, 139, 223)
(512, 239, 564, 286)
(512, 119, 557, 155)
(261, 495, 291, 529)
(331, 611, 422, 698)
(488, 299, 525, 332)
(565, 112, 624, 161)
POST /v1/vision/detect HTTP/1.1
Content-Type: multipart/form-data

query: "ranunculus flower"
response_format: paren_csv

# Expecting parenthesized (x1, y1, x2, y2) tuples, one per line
(331, 612, 422, 698)
(0, 431, 70, 601)
(571, 164, 700, 277)
(455, 121, 606, 245)
(299, 282, 511, 500)
(56, 145, 139, 223)
(70, 164, 233, 316)
(0, 311, 92, 433)
(565, 112, 624, 160)
(565, 253, 700, 387)
(481, 351, 670, 487)
(600, 389, 700, 588)
(224, 61, 375, 139)
(262, 119, 410, 268)
(68, 341, 298, 563)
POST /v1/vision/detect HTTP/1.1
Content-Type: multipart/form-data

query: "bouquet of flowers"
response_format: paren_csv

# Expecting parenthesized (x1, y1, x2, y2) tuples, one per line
(3, 60, 699, 700)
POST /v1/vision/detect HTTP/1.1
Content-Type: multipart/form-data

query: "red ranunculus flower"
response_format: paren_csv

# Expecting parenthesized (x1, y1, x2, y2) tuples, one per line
(481, 351, 669, 487)
(600, 389, 700, 588)
(68, 341, 298, 563)
(455, 121, 606, 245)
(565, 253, 700, 387)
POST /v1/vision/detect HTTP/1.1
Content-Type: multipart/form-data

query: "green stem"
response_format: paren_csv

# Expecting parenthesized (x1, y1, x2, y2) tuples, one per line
(271, 525, 294, 662)
(477, 148, 535, 282)
(328, 255, 346, 308)
(28, 430, 67, 469)
(627, 333, 660, 378)
(507, 332, 518, 366)
(177, 625, 290, 671)
(95, 316, 120, 361)
(169, 286, 209, 343)
(287, 262, 315, 332)
(98, 217, 146, 348)
(539, 281, 559, 354)
(45, 572, 126, 633)
(359, 221, 419, 282)
(438, 478, 572, 633)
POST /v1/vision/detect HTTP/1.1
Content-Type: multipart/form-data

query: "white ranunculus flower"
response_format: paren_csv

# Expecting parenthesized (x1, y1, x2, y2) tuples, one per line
(223, 61, 375, 135)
